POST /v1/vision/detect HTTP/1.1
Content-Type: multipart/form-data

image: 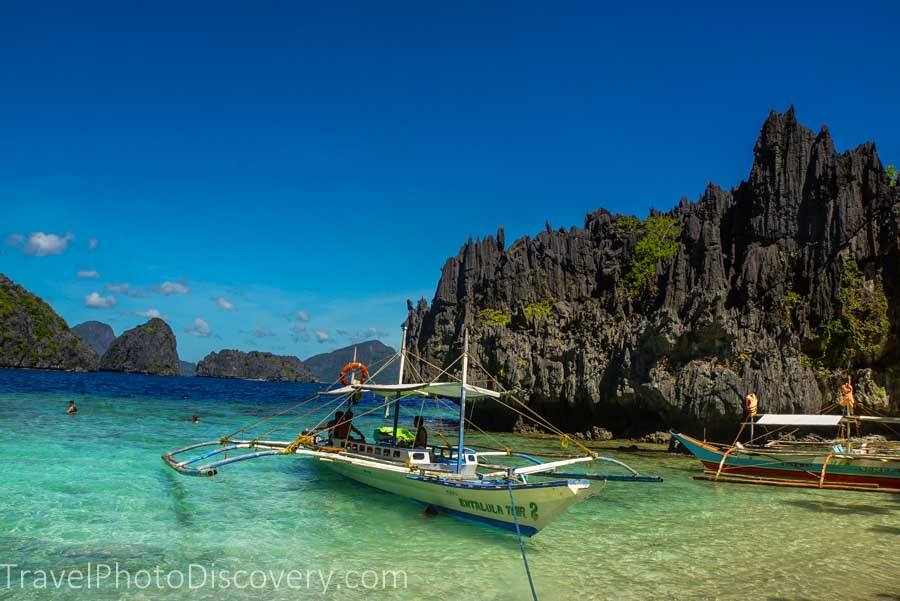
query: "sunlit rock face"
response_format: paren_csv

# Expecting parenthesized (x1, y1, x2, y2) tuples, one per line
(404, 109, 900, 437)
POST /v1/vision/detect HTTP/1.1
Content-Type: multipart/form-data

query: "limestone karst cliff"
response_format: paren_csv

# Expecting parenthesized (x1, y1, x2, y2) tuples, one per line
(0, 274, 99, 371)
(404, 109, 900, 436)
(100, 318, 180, 376)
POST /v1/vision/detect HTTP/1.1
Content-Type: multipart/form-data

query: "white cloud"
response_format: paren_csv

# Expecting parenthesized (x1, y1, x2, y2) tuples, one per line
(214, 297, 236, 311)
(314, 330, 331, 343)
(88, 238, 98, 250)
(186, 318, 212, 337)
(8, 232, 75, 256)
(135, 309, 164, 319)
(84, 292, 116, 308)
(295, 310, 310, 322)
(77, 270, 100, 279)
(158, 281, 190, 295)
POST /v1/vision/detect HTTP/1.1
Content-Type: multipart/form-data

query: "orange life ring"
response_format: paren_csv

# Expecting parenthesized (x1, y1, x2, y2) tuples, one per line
(340, 362, 369, 386)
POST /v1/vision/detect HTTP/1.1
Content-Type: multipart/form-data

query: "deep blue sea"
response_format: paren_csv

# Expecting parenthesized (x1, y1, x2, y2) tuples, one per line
(1, 368, 898, 600)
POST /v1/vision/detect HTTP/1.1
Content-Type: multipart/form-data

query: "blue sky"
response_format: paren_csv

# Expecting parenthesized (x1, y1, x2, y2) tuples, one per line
(1, 1, 898, 362)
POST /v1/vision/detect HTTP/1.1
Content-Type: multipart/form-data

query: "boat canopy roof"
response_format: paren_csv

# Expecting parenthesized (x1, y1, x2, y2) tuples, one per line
(755, 414, 900, 427)
(322, 382, 501, 400)
(756, 414, 843, 427)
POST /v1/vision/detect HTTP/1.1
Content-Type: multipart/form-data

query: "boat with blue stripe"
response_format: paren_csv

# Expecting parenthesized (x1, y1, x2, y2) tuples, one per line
(163, 328, 662, 535)
(673, 413, 900, 493)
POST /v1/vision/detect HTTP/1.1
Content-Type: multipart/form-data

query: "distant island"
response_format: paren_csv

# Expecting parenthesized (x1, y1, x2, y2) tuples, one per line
(179, 361, 196, 376)
(0, 274, 98, 371)
(72, 320, 116, 356)
(0, 274, 397, 385)
(100, 318, 180, 376)
(304, 340, 398, 383)
(196, 349, 315, 382)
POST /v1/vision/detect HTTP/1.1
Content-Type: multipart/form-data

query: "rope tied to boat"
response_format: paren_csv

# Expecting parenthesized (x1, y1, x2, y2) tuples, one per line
(715, 422, 746, 480)
(282, 434, 317, 455)
(818, 451, 836, 488)
(507, 477, 539, 601)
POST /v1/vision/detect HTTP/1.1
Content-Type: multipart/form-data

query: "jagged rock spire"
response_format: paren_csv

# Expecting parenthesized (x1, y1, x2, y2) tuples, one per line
(404, 109, 900, 436)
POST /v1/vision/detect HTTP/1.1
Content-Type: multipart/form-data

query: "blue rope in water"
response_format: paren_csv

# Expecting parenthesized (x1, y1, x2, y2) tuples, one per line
(507, 480, 538, 601)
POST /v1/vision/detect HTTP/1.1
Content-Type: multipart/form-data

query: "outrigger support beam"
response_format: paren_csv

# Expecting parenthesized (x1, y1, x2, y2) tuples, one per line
(162, 440, 288, 477)
(476, 451, 662, 482)
(552, 472, 663, 483)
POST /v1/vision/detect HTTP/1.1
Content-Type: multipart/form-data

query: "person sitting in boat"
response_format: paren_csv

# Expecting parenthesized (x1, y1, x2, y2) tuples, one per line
(323, 411, 344, 445)
(413, 416, 427, 448)
(336, 410, 366, 443)
(67, 400, 77, 415)
(324, 411, 365, 445)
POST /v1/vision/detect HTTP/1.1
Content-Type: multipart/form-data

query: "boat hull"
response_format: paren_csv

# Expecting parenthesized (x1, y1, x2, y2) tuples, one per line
(672, 432, 900, 491)
(316, 455, 596, 535)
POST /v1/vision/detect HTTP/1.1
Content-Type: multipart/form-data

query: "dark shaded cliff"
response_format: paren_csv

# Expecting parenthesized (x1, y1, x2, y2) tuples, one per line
(72, 320, 116, 356)
(0, 274, 99, 371)
(304, 340, 399, 383)
(196, 350, 315, 382)
(100, 318, 180, 375)
(404, 109, 900, 437)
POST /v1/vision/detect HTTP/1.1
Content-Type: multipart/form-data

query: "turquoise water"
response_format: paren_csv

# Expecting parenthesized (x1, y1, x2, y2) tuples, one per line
(1, 369, 898, 600)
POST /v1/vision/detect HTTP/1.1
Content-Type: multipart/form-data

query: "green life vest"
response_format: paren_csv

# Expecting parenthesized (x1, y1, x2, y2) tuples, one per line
(374, 426, 415, 444)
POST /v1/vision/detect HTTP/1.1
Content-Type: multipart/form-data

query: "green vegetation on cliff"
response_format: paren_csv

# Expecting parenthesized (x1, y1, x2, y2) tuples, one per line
(621, 215, 683, 295)
(784, 283, 801, 324)
(0, 285, 67, 342)
(817, 260, 890, 368)
(524, 297, 555, 322)
(0, 274, 98, 371)
(479, 308, 511, 327)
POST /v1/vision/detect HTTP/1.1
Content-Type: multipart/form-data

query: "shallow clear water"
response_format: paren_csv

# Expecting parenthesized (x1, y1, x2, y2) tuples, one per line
(1, 368, 898, 600)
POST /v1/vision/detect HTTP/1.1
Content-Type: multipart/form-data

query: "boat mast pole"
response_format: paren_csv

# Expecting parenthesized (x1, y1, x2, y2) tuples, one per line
(456, 329, 469, 473)
(397, 325, 407, 385)
(392, 326, 407, 444)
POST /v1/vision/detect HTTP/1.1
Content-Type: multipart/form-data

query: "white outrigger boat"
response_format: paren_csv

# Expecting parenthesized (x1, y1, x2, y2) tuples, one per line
(163, 329, 660, 536)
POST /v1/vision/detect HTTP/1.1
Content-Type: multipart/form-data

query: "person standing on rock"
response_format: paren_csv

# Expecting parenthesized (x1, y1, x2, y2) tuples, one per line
(66, 400, 77, 415)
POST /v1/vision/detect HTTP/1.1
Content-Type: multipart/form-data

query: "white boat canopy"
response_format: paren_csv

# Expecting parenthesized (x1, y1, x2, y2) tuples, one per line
(756, 414, 843, 427)
(322, 382, 501, 400)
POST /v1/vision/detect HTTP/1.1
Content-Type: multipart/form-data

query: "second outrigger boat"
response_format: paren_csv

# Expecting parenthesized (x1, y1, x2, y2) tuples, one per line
(673, 387, 900, 493)
(163, 329, 661, 536)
